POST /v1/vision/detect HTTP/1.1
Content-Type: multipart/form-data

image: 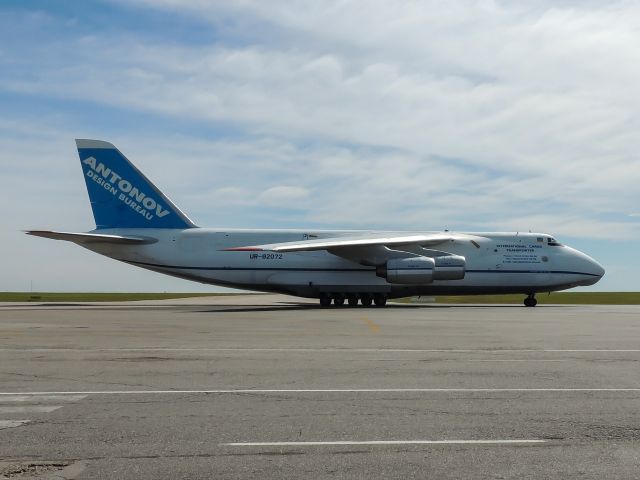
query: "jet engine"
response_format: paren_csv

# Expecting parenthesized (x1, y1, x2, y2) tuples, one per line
(432, 255, 466, 280)
(376, 257, 434, 284)
(376, 255, 466, 284)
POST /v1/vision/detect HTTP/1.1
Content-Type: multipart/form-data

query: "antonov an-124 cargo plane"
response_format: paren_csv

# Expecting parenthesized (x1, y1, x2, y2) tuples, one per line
(27, 140, 605, 307)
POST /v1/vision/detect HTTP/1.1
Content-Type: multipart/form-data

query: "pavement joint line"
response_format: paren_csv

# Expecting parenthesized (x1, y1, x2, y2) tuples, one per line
(221, 440, 549, 446)
(2, 348, 640, 352)
(1, 388, 640, 395)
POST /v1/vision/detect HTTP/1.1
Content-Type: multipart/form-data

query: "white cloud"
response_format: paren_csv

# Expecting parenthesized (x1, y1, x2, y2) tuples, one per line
(258, 186, 309, 206)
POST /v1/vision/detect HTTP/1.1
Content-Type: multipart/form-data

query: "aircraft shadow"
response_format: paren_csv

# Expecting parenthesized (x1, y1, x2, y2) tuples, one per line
(191, 303, 534, 313)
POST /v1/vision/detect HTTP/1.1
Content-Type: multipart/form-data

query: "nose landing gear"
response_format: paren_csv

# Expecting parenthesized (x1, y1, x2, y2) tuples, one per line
(524, 294, 537, 307)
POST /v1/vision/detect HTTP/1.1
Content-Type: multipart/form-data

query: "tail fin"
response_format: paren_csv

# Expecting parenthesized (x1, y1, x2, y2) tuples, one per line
(76, 139, 196, 229)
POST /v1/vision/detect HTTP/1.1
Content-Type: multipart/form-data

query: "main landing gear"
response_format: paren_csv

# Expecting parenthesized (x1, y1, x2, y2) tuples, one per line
(524, 294, 537, 307)
(319, 293, 387, 308)
(319, 294, 332, 307)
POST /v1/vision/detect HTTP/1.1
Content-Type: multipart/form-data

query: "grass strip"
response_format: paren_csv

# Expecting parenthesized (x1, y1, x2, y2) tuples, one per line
(0, 292, 249, 302)
(3, 292, 638, 305)
(405, 292, 640, 305)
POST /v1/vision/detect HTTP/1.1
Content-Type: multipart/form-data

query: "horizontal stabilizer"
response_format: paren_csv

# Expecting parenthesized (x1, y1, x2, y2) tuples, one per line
(25, 230, 157, 245)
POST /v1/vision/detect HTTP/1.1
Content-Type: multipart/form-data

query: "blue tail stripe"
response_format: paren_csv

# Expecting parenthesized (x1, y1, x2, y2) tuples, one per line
(76, 139, 195, 230)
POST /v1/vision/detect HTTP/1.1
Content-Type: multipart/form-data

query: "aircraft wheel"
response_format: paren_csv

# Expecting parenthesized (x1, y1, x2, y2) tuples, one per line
(319, 294, 332, 308)
(524, 296, 537, 307)
(373, 294, 387, 307)
(360, 294, 373, 307)
(333, 295, 345, 307)
(347, 295, 358, 307)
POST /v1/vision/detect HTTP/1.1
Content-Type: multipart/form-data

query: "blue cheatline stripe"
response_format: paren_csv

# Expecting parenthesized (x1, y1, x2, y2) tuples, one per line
(122, 260, 599, 277)
(467, 269, 600, 277)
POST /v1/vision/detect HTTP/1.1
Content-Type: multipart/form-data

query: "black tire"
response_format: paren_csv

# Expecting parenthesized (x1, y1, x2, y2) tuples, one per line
(347, 295, 358, 307)
(319, 295, 331, 307)
(360, 294, 373, 307)
(524, 296, 537, 307)
(333, 296, 345, 307)
(373, 294, 387, 307)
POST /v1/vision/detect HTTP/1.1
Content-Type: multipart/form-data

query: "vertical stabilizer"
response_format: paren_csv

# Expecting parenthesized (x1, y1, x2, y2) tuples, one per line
(76, 139, 196, 229)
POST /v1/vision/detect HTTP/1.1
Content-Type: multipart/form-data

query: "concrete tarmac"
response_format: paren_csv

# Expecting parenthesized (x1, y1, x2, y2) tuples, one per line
(0, 295, 639, 479)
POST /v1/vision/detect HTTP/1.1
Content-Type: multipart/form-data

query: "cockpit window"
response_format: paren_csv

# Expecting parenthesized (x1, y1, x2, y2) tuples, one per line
(547, 237, 563, 246)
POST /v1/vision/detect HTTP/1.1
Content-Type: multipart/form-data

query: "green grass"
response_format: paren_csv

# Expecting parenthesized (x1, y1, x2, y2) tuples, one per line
(2, 291, 639, 305)
(0, 292, 249, 302)
(405, 292, 640, 305)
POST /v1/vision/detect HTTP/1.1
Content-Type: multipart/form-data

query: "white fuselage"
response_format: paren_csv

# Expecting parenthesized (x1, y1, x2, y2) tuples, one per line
(83, 228, 604, 299)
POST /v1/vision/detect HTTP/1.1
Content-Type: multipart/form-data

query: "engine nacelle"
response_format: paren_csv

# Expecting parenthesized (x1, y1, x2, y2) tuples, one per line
(377, 257, 435, 284)
(433, 255, 466, 280)
(376, 255, 466, 284)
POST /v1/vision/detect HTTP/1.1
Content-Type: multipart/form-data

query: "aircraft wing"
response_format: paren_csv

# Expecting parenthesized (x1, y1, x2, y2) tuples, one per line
(224, 233, 481, 253)
(25, 230, 157, 245)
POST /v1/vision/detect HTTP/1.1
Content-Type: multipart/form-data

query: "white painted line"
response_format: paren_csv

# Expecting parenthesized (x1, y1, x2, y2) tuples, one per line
(0, 419, 30, 429)
(0, 395, 87, 402)
(223, 439, 548, 447)
(1, 348, 639, 353)
(0, 388, 639, 396)
(473, 359, 566, 362)
(544, 350, 640, 353)
(0, 406, 63, 413)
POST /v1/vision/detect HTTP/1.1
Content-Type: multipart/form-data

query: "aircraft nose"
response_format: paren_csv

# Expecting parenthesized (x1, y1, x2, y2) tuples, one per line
(571, 248, 605, 285)
(590, 258, 605, 278)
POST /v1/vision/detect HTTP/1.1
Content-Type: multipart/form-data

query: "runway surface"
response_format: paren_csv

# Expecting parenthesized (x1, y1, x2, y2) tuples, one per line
(1, 295, 639, 479)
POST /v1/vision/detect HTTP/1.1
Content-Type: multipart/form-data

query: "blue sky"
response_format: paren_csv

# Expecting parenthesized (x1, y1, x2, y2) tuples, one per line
(1, 0, 638, 291)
